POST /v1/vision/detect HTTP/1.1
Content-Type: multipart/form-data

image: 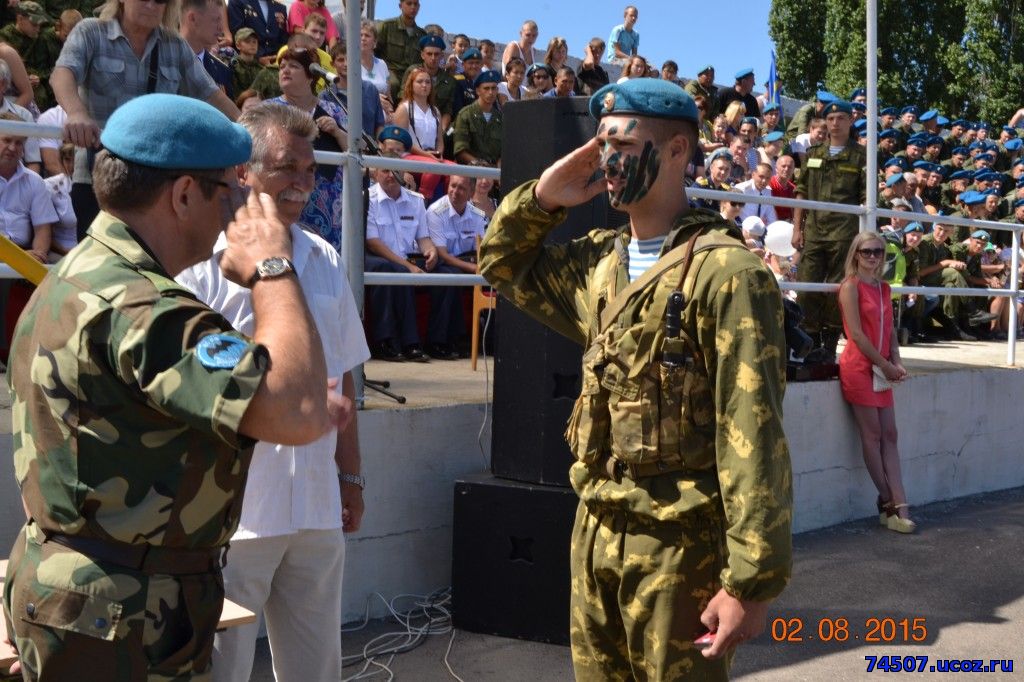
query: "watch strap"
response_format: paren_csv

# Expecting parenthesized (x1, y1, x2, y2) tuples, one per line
(338, 472, 365, 489)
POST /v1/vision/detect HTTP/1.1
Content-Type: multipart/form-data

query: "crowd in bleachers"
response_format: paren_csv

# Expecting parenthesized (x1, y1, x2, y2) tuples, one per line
(0, 0, 1022, 362)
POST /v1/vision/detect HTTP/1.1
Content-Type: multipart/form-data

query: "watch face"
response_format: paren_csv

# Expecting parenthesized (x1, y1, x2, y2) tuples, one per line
(257, 257, 292, 279)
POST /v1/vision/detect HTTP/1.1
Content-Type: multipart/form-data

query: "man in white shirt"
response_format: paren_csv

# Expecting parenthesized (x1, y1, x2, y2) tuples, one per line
(735, 162, 779, 225)
(0, 59, 41, 173)
(365, 165, 438, 361)
(177, 103, 369, 682)
(425, 174, 486, 358)
(0, 115, 56, 260)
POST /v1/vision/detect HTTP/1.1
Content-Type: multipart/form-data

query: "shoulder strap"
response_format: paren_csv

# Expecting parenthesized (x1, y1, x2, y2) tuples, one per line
(146, 41, 160, 94)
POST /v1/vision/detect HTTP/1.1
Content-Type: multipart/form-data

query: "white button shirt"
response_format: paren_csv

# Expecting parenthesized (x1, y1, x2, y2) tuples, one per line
(0, 162, 58, 247)
(177, 224, 370, 539)
(366, 182, 428, 256)
(734, 178, 779, 225)
(426, 195, 487, 257)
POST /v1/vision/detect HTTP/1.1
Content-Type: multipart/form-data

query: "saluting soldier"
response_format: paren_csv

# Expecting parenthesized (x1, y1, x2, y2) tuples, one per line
(792, 100, 868, 361)
(479, 78, 792, 681)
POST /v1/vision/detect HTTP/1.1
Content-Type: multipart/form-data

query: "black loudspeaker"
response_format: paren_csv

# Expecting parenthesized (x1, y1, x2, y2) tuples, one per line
(451, 472, 578, 645)
(491, 97, 624, 487)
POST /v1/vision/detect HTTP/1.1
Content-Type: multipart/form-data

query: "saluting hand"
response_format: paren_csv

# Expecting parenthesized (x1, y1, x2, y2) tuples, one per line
(534, 137, 606, 212)
(220, 191, 293, 287)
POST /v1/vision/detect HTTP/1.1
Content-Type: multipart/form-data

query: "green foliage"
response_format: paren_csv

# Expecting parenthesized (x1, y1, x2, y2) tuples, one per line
(769, 0, 1024, 123)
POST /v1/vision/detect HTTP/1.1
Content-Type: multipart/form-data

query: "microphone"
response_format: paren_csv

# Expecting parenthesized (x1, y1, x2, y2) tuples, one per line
(310, 63, 341, 83)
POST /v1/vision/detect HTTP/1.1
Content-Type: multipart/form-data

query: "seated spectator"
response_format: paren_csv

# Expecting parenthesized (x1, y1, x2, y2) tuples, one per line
(287, 0, 338, 47)
(722, 99, 746, 132)
(36, 103, 66, 177)
(790, 117, 827, 166)
(576, 38, 609, 97)
(302, 13, 330, 50)
(451, 47, 483, 118)
(660, 60, 679, 84)
(375, 126, 447, 199)
(684, 64, 718, 119)
(359, 19, 393, 110)
(470, 175, 498, 223)
(758, 130, 786, 170)
(53, 9, 83, 46)
(327, 40, 386, 141)
(916, 222, 977, 339)
(0, 59, 40, 174)
(769, 154, 796, 220)
(479, 39, 497, 73)
(228, 0, 288, 62)
(727, 135, 751, 183)
(42, 142, 77, 260)
(718, 190, 743, 226)
(543, 36, 569, 75)
(231, 28, 263, 95)
(692, 148, 732, 212)
(403, 35, 456, 129)
(761, 102, 784, 136)
(235, 87, 262, 112)
(525, 62, 554, 98)
(741, 215, 767, 256)
(735, 162, 779, 224)
(901, 173, 926, 214)
(616, 55, 649, 83)
(392, 66, 444, 158)
(365, 166, 438, 362)
(0, 112, 57, 262)
(445, 33, 470, 74)
(501, 19, 538, 73)
(544, 66, 576, 98)
(1, 1, 61, 111)
(604, 5, 639, 66)
(498, 57, 527, 105)
(709, 113, 732, 148)
(454, 71, 502, 167)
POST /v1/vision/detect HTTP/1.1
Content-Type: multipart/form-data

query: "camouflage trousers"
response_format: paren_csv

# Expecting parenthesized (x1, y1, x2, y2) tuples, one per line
(797, 238, 852, 333)
(568, 501, 732, 681)
(3, 522, 223, 681)
(921, 267, 968, 320)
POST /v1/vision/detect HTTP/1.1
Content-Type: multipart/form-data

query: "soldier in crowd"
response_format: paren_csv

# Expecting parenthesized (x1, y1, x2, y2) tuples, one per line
(786, 90, 835, 141)
(479, 77, 792, 681)
(453, 70, 502, 167)
(2, 94, 341, 678)
(684, 64, 718, 119)
(403, 34, 457, 131)
(0, 1, 61, 110)
(375, 0, 425, 101)
(718, 66, 761, 118)
(792, 100, 867, 361)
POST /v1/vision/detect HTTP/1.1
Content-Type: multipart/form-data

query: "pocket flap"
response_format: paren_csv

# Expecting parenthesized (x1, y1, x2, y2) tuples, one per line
(95, 56, 125, 74)
(599, 363, 639, 401)
(17, 582, 124, 642)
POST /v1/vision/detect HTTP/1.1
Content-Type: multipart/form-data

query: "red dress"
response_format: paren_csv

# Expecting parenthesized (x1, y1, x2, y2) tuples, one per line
(839, 277, 894, 407)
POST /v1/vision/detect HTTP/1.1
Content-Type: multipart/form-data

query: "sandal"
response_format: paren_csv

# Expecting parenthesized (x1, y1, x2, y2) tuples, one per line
(885, 503, 917, 534)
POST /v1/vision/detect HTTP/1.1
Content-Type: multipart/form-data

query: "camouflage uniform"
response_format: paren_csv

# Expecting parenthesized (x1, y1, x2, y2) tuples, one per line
(453, 101, 502, 166)
(917, 233, 966, 320)
(0, 24, 61, 111)
(402, 63, 457, 119)
(480, 182, 793, 681)
(683, 80, 718, 119)
(3, 212, 268, 680)
(230, 55, 262, 96)
(795, 140, 868, 333)
(374, 15, 425, 102)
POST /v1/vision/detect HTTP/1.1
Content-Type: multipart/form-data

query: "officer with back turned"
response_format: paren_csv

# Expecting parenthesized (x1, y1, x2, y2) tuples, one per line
(479, 78, 792, 681)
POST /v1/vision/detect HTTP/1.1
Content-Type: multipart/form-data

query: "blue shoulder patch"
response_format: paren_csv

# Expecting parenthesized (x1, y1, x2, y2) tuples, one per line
(196, 333, 248, 369)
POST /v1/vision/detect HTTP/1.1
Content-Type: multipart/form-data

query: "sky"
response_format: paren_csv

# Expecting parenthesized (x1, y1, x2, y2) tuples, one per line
(369, 0, 778, 86)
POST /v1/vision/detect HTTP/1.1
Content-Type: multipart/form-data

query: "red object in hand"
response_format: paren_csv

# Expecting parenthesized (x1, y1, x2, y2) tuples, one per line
(694, 632, 716, 650)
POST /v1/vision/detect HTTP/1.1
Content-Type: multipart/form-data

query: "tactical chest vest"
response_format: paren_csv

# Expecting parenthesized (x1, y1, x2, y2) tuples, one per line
(565, 220, 748, 478)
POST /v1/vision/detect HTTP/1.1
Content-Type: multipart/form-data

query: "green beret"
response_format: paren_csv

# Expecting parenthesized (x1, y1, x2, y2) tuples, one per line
(588, 79, 698, 123)
(823, 100, 853, 116)
(100, 94, 251, 170)
(473, 70, 501, 88)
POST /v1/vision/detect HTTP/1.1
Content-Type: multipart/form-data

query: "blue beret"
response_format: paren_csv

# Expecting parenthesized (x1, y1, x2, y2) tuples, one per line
(1014, 198, 1024, 208)
(880, 106, 898, 116)
(1013, 159, 1024, 168)
(912, 160, 930, 170)
(879, 129, 901, 140)
(927, 135, 944, 146)
(823, 100, 852, 115)
(976, 152, 996, 162)
(975, 122, 990, 131)
(707, 148, 734, 164)
(884, 157, 907, 170)
(1006, 138, 1023, 151)
(1002, 125, 1017, 135)
(735, 67, 754, 80)
(418, 34, 445, 50)
(949, 169, 973, 181)
(906, 136, 928, 147)
(971, 229, 991, 239)
(951, 146, 968, 155)
(853, 119, 868, 130)
(101, 94, 250, 170)
(589, 78, 698, 123)
(903, 222, 924, 234)
(885, 173, 906, 187)
(951, 118, 968, 127)
(851, 101, 867, 112)
(849, 87, 865, 99)
(937, 116, 949, 126)
(968, 141, 984, 150)
(962, 193, 987, 206)
(929, 163, 946, 175)
(763, 101, 780, 113)
(764, 131, 785, 143)
(918, 109, 938, 122)
(741, 116, 759, 126)
(461, 47, 482, 62)
(378, 124, 412, 150)
(983, 188, 1001, 197)
(858, 128, 868, 138)
(473, 70, 501, 88)
(975, 170, 999, 182)
(698, 64, 715, 75)
(815, 89, 837, 103)
(901, 105, 919, 116)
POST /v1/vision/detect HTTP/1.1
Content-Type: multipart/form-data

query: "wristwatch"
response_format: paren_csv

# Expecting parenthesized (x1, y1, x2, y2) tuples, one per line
(338, 472, 365, 489)
(250, 257, 295, 286)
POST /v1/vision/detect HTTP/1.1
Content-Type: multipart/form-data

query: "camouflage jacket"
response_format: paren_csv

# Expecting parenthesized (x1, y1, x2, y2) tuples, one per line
(375, 16, 425, 79)
(479, 181, 793, 602)
(453, 101, 502, 165)
(8, 212, 268, 549)
(795, 141, 867, 242)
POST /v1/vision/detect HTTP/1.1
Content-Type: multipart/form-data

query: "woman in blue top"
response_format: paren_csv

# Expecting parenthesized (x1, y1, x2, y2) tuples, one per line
(270, 47, 348, 249)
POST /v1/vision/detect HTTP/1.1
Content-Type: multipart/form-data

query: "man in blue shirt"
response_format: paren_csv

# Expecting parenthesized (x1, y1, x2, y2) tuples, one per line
(604, 5, 639, 66)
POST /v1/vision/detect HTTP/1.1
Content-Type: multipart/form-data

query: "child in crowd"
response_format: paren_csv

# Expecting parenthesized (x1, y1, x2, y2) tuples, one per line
(231, 28, 262, 95)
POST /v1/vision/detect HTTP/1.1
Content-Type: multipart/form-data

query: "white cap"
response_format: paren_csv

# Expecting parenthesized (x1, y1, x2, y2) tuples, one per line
(741, 215, 767, 237)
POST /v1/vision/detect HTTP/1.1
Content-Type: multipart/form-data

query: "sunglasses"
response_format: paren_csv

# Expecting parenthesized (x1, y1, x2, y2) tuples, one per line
(858, 248, 885, 257)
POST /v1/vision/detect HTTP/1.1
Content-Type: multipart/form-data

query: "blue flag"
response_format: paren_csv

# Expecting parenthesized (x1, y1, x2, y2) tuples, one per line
(768, 50, 781, 105)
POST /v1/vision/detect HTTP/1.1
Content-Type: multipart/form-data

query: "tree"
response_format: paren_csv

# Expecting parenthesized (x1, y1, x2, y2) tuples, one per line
(768, 0, 827, 100)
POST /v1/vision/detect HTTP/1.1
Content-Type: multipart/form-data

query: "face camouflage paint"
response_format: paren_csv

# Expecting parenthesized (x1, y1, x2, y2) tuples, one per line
(602, 140, 661, 208)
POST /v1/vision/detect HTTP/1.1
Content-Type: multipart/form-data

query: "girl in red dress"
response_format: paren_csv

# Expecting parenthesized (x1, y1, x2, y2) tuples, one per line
(838, 233, 914, 533)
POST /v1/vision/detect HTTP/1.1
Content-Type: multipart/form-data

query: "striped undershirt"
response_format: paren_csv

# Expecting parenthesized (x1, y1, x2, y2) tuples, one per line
(627, 235, 667, 282)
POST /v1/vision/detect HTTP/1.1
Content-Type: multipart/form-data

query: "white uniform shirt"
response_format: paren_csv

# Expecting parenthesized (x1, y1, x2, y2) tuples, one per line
(366, 182, 428, 255)
(177, 224, 370, 539)
(426, 195, 487, 257)
(734, 179, 779, 225)
(36, 105, 67, 152)
(0, 163, 58, 247)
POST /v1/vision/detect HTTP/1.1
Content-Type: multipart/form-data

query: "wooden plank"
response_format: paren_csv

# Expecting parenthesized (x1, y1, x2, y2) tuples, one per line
(1, 558, 255, 671)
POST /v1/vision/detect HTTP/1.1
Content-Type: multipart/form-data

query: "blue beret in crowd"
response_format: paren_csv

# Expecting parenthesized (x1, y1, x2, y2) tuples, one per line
(951, 118, 968, 127)
(951, 146, 968, 155)
(903, 222, 924, 234)
(971, 229, 991, 239)
(879, 129, 901, 140)
(918, 109, 938, 122)
(982, 188, 1000, 197)
(885, 174, 906, 187)
(912, 160, 930, 170)
(968, 141, 984, 150)
(707, 148, 734, 164)
(822, 100, 852, 115)
(937, 116, 949, 126)
(949, 169, 973, 181)
(858, 129, 868, 138)
(931, 164, 947, 176)
(1003, 125, 1018, 136)
(901, 105, 919, 116)
(461, 47, 482, 62)
(698, 64, 714, 75)
(850, 87, 865, 99)
(735, 67, 754, 80)
(589, 78, 698, 123)
(927, 135, 944, 146)
(473, 70, 501, 88)
(763, 102, 780, 113)
(100, 94, 251, 169)
(851, 101, 866, 112)
(419, 35, 445, 50)
(1013, 159, 1024, 168)
(1014, 198, 1024, 208)
(816, 89, 837, 103)
(884, 157, 907, 170)
(1017, 177, 1024, 188)
(906, 136, 927, 148)
(853, 118, 867, 130)
(378, 124, 412, 150)
(764, 131, 785, 143)
(1005, 139, 1023, 151)
(974, 122, 990, 131)
(880, 106, 898, 116)
(961, 193, 987, 206)
(976, 152, 996, 162)
(741, 116, 759, 126)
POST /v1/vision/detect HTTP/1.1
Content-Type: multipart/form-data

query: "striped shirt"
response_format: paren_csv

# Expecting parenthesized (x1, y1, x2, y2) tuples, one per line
(627, 234, 667, 282)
